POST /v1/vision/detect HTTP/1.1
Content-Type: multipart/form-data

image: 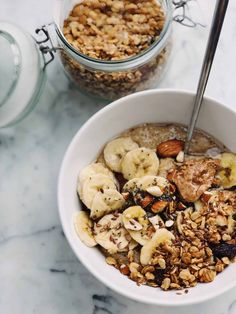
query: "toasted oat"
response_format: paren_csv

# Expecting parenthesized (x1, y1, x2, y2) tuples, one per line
(161, 278, 171, 290)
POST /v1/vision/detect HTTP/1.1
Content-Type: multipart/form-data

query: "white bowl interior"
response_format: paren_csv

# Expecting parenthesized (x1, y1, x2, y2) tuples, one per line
(58, 90, 236, 306)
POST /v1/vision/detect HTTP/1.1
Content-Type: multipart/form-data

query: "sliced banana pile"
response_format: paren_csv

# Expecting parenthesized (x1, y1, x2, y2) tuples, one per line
(94, 213, 131, 254)
(78, 163, 125, 219)
(103, 137, 160, 180)
(104, 137, 139, 172)
(140, 228, 175, 265)
(217, 153, 236, 188)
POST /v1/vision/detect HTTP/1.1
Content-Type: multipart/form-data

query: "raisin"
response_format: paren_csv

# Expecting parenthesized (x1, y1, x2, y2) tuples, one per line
(114, 172, 127, 190)
(154, 268, 166, 286)
(210, 243, 236, 259)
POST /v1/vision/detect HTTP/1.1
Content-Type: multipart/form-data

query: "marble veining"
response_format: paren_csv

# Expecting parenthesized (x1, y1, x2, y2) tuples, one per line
(0, 0, 236, 313)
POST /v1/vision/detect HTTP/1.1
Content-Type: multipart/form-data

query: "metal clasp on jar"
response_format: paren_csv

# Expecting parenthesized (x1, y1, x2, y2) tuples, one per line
(35, 24, 62, 70)
(172, 0, 206, 28)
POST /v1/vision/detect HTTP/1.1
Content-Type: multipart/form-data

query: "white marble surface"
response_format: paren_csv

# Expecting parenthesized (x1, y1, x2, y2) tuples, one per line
(0, 1, 236, 313)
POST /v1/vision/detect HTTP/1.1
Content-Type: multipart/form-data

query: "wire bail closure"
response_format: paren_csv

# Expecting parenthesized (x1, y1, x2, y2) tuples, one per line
(35, 24, 62, 70)
(172, 0, 205, 28)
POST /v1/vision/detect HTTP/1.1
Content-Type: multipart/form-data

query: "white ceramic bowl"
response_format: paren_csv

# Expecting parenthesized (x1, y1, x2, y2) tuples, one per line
(58, 89, 236, 306)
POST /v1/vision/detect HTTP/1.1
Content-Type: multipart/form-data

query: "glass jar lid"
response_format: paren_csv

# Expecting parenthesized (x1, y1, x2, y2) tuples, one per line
(0, 22, 45, 128)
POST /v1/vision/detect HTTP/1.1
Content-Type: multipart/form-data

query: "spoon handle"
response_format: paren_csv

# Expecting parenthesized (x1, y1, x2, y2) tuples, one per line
(184, 0, 229, 153)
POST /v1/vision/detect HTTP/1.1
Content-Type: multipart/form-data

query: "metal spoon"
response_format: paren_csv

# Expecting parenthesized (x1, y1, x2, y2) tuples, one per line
(184, 0, 229, 154)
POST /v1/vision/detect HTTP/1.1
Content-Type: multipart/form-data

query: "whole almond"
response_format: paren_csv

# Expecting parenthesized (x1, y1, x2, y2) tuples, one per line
(156, 139, 184, 158)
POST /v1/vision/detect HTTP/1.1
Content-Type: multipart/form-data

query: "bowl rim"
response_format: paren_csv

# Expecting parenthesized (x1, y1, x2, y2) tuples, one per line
(58, 88, 236, 306)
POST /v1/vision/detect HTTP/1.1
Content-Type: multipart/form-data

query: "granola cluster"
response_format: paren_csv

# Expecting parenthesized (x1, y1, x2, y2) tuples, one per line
(61, 0, 170, 99)
(105, 189, 236, 290)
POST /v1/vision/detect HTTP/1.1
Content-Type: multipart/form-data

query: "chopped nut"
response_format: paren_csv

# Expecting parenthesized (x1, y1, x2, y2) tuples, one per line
(106, 256, 117, 266)
(222, 234, 231, 241)
(201, 191, 213, 203)
(215, 262, 225, 273)
(158, 258, 166, 269)
(128, 250, 134, 262)
(222, 257, 230, 265)
(151, 200, 168, 213)
(182, 252, 192, 265)
(129, 262, 140, 273)
(146, 186, 163, 197)
(145, 272, 155, 280)
(120, 264, 130, 275)
(176, 151, 185, 163)
(191, 211, 201, 221)
(161, 278, 171, 290)
(170, 283, 181, 289)
(140, 194, 154, 208)
(142, 265, 155, 274)
(179, 269, 195, 282)
(199, 268, 216, 283)
(165, 220, 174, 228)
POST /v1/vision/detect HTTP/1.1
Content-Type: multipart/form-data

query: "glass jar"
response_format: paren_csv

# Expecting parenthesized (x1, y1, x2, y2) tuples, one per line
(0, 22, 46, 128)
(53, 0, 173, 100)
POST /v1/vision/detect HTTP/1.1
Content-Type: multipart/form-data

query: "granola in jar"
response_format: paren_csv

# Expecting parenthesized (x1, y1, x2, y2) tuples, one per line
(60, 0, 172, 99)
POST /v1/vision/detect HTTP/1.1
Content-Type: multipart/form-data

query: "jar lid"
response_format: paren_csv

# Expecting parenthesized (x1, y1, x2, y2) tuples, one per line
(0, 22, 45, 128)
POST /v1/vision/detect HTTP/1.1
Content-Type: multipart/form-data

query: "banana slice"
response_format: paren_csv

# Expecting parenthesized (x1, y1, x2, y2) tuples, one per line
(81, 174, 117, 209)
(79, 163, 116, 185)
(121, 147, 159, 180)
(90, 189, 125, 220)
(122, 206, 152, 245)
(94, 213, 130, 254)
(104, 137, 139, 172)
(140, 228, 175, 265)
(218, 153, 236, 188)
(122, 178, 139, 192)
(137, 175, 169, 192)
(73, 211, 97, 247)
